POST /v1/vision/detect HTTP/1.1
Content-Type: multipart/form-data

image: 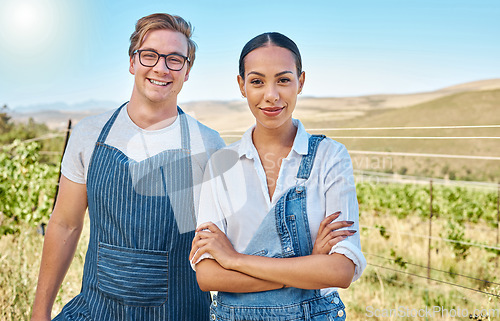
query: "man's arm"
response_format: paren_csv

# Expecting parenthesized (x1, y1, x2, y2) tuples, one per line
(31, 176, 88, 321)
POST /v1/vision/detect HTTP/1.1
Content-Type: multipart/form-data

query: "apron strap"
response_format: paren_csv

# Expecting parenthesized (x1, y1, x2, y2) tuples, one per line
(177, 106, 191, 151)
(96, 104, 190, 151)
(96, 102, 128, 144)
(296, 135, 326, 179)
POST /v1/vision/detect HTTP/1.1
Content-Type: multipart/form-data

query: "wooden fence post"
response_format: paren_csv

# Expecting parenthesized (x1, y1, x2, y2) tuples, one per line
(427, 179, 433, 282)
(52, 119, 72, 211)
(497, 182, 499, 268)
(39, 119, 72, 236)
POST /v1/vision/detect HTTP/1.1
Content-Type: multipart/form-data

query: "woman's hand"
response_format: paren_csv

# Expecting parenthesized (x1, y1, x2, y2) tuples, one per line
(189, 222, 240, 269)
(312, 211, 356, 255)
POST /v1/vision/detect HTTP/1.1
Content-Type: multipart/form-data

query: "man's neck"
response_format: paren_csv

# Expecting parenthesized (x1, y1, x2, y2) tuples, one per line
(127, 97, 179, 130)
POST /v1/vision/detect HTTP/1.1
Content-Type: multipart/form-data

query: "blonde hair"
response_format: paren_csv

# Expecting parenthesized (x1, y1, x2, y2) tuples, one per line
(129, 13, 196, 69)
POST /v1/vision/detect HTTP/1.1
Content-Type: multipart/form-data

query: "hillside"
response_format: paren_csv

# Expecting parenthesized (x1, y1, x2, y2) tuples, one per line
(10, 78, 500, 131)
(304, 89, 500, 181)
(7, 79, 500, 181)
(186, 79, 500, 133)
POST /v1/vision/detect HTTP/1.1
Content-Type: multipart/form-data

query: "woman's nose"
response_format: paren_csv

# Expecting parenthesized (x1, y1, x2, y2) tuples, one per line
(264, 85, 279, 103)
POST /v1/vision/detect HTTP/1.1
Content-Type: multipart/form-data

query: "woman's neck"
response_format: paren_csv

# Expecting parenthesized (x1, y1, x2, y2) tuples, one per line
(252, 119, 297, 151)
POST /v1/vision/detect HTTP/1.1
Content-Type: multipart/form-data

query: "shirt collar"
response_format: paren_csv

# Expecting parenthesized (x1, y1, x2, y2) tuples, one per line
(292, 119, 310, 156)
(237, 118, 310, 159)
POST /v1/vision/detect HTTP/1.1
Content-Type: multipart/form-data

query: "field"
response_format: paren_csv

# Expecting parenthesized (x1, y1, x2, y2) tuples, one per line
(2, 182, 498, 320)
(341, 201, 500, 320)
(1, 79, 499, 319)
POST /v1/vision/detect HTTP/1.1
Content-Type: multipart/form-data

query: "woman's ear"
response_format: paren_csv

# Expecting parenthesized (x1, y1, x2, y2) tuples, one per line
(237, 75, 246, 97)
(298, 71, 305, 94)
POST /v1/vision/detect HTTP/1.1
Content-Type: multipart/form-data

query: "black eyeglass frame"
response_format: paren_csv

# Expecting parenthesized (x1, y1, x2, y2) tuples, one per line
(133, 49, 190, 71)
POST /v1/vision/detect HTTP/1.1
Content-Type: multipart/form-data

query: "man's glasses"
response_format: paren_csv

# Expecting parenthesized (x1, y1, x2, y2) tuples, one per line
(133, 49, 190, 71)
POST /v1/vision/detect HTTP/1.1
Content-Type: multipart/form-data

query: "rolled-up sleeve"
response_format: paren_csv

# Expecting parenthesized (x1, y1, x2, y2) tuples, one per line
(323, 143, 366, 282)
(190, 150, 229, 270)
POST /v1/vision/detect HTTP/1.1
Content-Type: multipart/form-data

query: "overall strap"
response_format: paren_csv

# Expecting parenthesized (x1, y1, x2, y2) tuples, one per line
(177, 106, 191, 151)
(296, 135, 326, 179)
(96, 102, 128, 144)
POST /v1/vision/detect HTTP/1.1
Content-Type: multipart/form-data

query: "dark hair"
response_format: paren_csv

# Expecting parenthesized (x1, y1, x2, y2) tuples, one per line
(238, 32, 302, 79)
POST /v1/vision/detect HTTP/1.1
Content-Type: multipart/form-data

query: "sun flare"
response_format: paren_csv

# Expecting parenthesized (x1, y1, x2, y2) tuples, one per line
(0, 0, 58, 55)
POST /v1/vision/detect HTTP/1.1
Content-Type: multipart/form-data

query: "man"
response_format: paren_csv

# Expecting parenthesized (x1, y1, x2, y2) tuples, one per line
(31, 13, 224, 321)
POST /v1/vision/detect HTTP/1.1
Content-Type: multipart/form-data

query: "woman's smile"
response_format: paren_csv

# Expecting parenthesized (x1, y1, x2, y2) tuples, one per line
(259, 106, 285, 117)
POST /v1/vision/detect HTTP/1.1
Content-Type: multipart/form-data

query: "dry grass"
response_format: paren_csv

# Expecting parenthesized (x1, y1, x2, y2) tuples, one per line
(0, 216, 89, 320)
(340, 210, 500, 320)
(2, 207, 498, 320)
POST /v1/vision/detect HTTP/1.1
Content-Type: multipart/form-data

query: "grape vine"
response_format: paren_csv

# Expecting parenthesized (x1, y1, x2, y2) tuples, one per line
(0, 140, 58, 235)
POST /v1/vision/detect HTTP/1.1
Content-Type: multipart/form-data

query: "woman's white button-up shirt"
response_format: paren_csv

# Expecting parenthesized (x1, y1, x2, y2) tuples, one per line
(196, 119, 366, 295)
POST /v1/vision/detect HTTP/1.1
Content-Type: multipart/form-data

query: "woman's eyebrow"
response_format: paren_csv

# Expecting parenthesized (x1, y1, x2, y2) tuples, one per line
(246, 71, 294, 77)
(247, 71, 265, 77)
(275, 71, 293, 77)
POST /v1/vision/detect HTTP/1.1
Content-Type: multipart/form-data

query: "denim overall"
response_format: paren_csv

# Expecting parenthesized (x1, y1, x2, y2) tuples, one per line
(211, 135, 346, 321)
(54, 103, 210, 321)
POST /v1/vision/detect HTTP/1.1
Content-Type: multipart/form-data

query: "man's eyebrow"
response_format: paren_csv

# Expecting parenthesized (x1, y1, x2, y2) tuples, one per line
(141, 48, 186, 56)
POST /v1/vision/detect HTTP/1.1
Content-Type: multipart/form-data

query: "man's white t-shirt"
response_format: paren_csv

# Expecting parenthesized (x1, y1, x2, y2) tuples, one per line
(61, 103, 226, 218)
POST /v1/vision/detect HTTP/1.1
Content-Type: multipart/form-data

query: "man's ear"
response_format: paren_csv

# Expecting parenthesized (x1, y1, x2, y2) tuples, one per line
(129, 56, 135, 75)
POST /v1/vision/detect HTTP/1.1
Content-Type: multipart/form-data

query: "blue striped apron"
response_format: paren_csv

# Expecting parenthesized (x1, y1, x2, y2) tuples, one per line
(54, 103, 210, 320)
(210, 135, 346, 321)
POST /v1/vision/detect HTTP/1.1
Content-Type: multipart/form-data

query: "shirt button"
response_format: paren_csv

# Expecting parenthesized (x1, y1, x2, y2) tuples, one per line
(333, 297, 340, 304)
(337, 310, 344, 317)
(212, 300, 218, 307)
(286, 247, 291, 252)
(211, 314, 216, 320)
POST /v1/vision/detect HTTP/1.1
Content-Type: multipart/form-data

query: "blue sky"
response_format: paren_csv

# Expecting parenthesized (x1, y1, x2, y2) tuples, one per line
(0, 0, 498, 110)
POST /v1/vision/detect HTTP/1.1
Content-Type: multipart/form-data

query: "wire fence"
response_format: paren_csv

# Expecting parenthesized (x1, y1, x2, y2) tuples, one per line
(355, 167, 499, 300)
(367, 263, 500, 299)
(360, 225, 500, 251)
(2, 121, 499, 302)
(350, 150, 500, 161)
(354, 170, 499, 190)
(218, 124, 500, 134)
(365, 253, 500, 287)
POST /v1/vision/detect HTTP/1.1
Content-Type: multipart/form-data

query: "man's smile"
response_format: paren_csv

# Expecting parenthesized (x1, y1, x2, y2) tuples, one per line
(148, 78, 170, 86)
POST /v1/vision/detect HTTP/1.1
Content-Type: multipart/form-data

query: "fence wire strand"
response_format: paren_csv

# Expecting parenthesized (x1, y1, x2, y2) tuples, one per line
(219, 124, 500, 134)
(368, 263, 500, 299)
(361, 224, 500, 251)
(365, 253, 500, 287)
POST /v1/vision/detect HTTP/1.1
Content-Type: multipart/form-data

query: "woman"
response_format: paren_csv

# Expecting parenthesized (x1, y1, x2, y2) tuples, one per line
(190, 32, 366, 320)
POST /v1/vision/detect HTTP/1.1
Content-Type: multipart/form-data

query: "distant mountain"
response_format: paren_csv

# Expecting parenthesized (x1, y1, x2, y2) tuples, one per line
(9, 100, 121, 130)
(8, 78, 500, 131)
(13, 100, 120, 113)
